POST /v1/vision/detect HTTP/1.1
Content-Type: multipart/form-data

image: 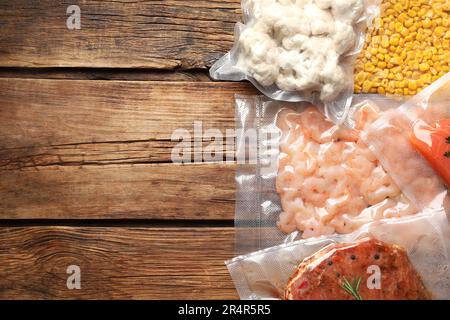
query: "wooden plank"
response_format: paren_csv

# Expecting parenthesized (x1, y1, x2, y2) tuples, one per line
(0, 0, 241, 69)
(0, 226, 238, 299)
(0, 79, 253, 219)
(0, 163, 235, 219)
(0, 78, 254, 166)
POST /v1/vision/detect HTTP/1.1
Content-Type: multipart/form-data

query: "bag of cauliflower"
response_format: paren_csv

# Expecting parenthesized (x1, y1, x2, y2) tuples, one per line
(210, 0, 380, 123)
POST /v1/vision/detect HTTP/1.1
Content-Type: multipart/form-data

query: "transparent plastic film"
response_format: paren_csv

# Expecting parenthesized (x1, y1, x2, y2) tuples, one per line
(211, 0, 381, 124)
(227, 209, 450, 300)
(234, 95, 410, 255)
(363, 72, 450, 213)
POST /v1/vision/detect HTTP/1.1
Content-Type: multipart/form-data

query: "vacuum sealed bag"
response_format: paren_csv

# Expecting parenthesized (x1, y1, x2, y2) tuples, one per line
(211, 0, 380, 123)
(227, 209, 450, 300)
(363, 72, 450, 213)
(235, 95, 410, 255)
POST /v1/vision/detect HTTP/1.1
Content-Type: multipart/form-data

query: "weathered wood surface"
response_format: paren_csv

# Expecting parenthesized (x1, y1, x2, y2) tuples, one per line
(0, 0, 241, 69)
(0, 227, 238, 299)
(0, 163, 235, 220)
(0, 78, 258, 219)
(0, 1, 249, 300)
(0, 78, 254, 165)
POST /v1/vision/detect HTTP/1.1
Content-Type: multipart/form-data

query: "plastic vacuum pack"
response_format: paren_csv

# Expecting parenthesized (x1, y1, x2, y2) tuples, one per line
(211, 0, 381, 123)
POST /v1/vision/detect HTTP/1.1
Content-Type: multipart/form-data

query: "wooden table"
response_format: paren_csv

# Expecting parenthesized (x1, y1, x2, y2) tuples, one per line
(0, 0, 256, 299)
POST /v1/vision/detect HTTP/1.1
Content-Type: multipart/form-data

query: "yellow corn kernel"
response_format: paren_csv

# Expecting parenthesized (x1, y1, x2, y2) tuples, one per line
(369, 47, 378, 55)
(390, 56, 402, 65)
(377, 61, 387, 69)
(389, 37, 400, 46)
(404, 19, 414, 28)
(365, 62, 375, 72)
(394, 3, 403, 12)
(395, 73, 404, 81)
(372, 35, 381, 45)
(381, 35, 390, 48)
(408, 9, 417, 18)
(422, 18, 432, 28)
(355, 72, 366, 83)
(396, 80, 406, 88)
(395, 22, 404, 33)
(435, 27, 446, 37)
(422, 74, 432, 84)
(408, 80, 418, 91)
(362, 81, 373, 92)
(412, 71, 421, 79)
(419, 63, 430, 71)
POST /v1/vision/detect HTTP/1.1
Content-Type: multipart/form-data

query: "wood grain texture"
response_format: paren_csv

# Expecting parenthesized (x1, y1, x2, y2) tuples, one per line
(0, 79, 255, 219)
(0, 0, 241, 68)
(0, 78, 254, 166)
(0, 226, 238, 299)
(0, 163, 235, 219)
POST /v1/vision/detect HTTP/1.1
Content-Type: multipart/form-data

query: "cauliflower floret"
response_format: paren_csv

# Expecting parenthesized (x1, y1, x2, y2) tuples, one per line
(274, 15, 311, 40)
(304, 3, 335, 35)
(282, 34, 310, 50)
(320, 59, 349, 101)
(333, 21, 357, 54)
(331, 0, 364, 23)
(259, 2, 289, 27)
(245, 0, 277, 19)
(302, 36, 335, 55)
(277, 50, 324, 91)
(238, 27, 279, 86)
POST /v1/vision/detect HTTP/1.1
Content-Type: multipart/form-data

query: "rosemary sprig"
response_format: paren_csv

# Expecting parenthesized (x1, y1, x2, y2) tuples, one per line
(341, 276, 363, 300)
(446, 136, 450, 144)
(445, 151, 450, 158)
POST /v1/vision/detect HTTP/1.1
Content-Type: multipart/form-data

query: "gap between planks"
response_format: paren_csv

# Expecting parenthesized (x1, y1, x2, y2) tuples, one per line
(0, 68, 213, 81)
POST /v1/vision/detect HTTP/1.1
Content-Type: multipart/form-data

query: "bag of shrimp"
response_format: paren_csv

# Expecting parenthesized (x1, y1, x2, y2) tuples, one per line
(235, 94, 414, 255)
(210, 0, 381, 124)
(227, 208, 450, 300)
(362, 72, 450, 214)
